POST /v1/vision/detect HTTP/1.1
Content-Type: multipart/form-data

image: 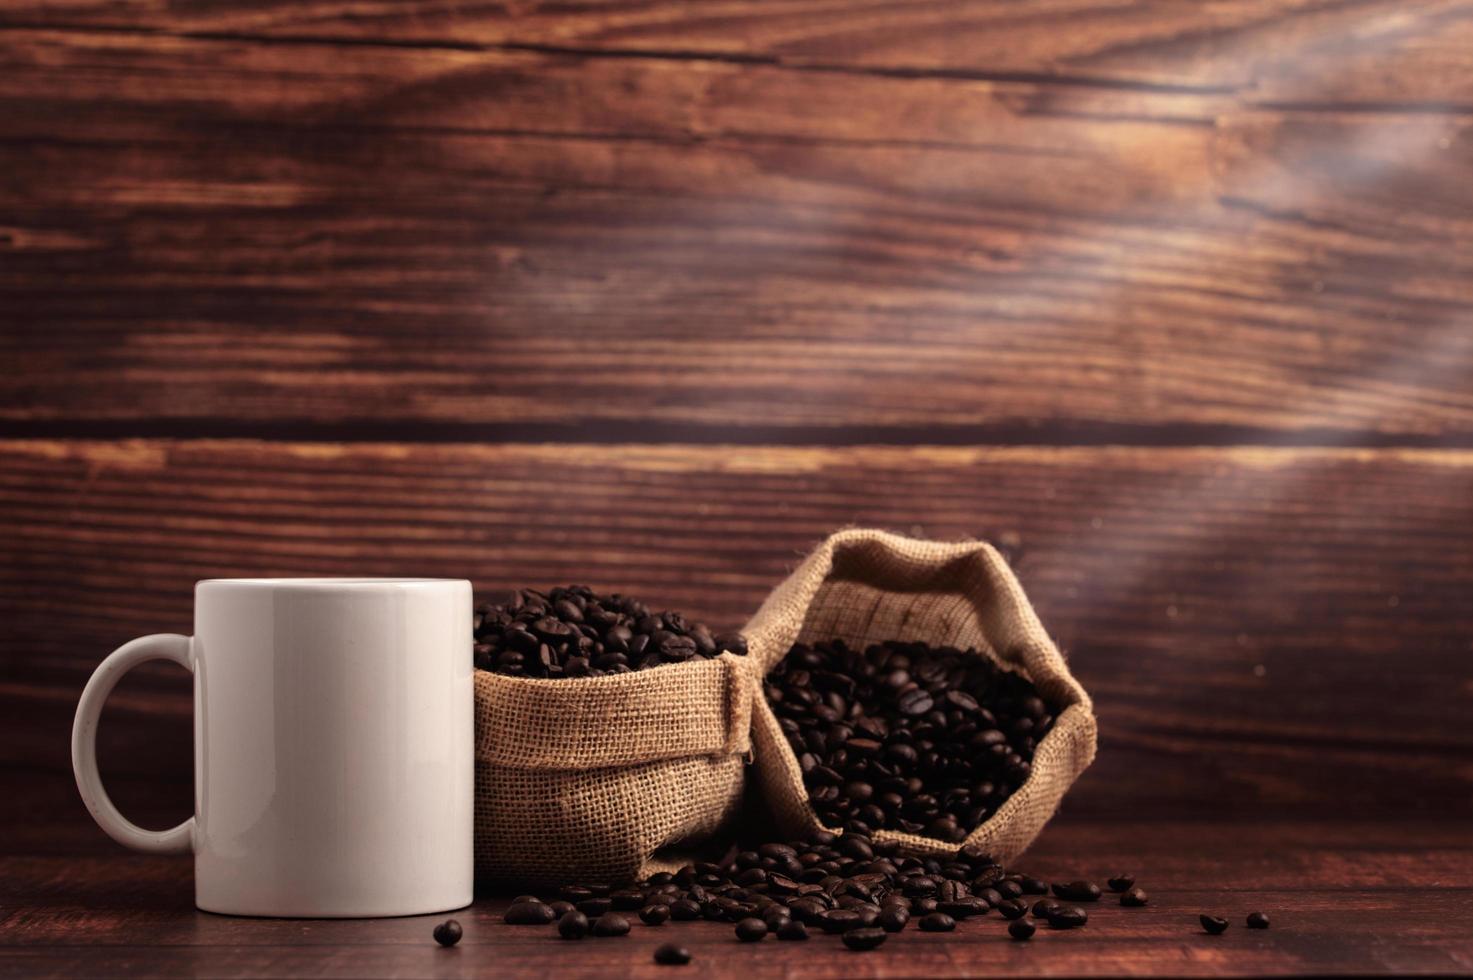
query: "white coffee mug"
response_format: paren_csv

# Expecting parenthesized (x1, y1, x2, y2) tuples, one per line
(72, 578, 474, 917)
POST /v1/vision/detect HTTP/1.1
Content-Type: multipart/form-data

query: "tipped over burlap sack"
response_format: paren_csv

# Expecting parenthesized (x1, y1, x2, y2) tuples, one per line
(474, 653, 755, 887)
(742, 529, 1096, 864)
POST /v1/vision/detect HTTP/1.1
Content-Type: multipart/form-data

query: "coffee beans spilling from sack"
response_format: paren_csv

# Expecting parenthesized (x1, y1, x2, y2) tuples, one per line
(473, 585, 746, 678)
(499, 829, 1155, 953)
(765, 639, 1054, 840)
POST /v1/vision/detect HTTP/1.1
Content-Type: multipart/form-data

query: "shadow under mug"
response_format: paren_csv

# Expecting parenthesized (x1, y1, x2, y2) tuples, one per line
(71, 578, 474, 918)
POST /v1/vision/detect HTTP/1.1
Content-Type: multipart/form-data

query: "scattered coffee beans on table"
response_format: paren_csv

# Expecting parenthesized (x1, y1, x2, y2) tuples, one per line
(431, 919, 462, 947)
(765, 639, 1053, 839)
(495, 830, 1162, 955)
(474, 585, 745, 678)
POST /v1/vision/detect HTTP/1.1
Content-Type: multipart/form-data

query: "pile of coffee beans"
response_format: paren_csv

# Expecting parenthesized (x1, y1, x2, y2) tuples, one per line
(765, 639, 1053, 839)
(473, 586, 745, 678)
(495, 829, 1145, 957)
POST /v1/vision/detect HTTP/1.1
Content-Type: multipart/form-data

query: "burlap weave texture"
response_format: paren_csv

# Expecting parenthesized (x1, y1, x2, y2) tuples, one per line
(474, 651, 755, 886)
(741, 529, 1097, 865)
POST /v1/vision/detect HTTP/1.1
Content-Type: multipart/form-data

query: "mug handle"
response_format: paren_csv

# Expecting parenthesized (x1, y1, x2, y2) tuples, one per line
(71, 633, 195, 854)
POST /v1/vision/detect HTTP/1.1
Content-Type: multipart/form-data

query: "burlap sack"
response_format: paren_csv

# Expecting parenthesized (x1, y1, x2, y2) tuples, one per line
(474, 652, 755, 887)
(742, 529, 1096, 864)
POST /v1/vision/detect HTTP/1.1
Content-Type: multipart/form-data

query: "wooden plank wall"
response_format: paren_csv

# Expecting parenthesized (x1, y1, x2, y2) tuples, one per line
(2, 1, 1471, 829)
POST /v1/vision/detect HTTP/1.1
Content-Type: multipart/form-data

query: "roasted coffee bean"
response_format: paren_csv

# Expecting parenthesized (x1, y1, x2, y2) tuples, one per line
(654, 942, 692, 965)
(504, 901, 556, 925)
(911, 897, 939, 914)
(768, 639, 1054, 839)
(548, 900, 576, 918)
(1048, 906, 1088, 929)
(1052, 881, 1102, 902)
(734, 918, 768, 942)
(610, 889, 646, 910)
(592, 913, 632, 937)
(557, 910, 589, 940)
(842, 927, 888, 951)
(1032, 900, 1061, 918)
(1107, 874, 1135, 893)
(1201, 915, 1229, 935)
(512, 894, 541, 905)
(819, 910, 864, 934)
(919, 912, 956, 932)
(761, 906, 791, 929)
(432, 919, 462, 947)
(576, 898, 612, 917)
(475, 586, 742, 678)
(997, 899, 1028, 920)
(1121, 888, 1149, 908)
(1009, 918, 1037, 940)
(878, 907, 909, 932)
(776, 919, 810, 941)
(669, 899, 702, 921)
(640, 905, 672, 926)
(1021, 876, 1050, 895)
(1247, 911, 1270, 929)
(938, 898, 990, 919)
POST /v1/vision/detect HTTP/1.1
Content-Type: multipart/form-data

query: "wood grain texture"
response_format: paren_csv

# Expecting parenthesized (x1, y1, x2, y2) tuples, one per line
(1, 772, 1469, 978)
(3, 0, 1473, 101)
(3, 440, 1471, 822)
(2, 29, 1472, 439)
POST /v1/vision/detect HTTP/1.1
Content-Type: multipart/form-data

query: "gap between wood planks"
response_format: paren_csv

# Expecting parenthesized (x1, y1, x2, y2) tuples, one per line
(5, 420, 1473, 449)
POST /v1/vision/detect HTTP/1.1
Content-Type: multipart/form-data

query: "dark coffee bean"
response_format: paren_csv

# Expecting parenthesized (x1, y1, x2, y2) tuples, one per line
(1048, 906, 1088, 929)
(1121, 887, 1149, 907)
(776, 918, 810, 941)
(911, 897, 939, 914)
(1008, 918, 1037, 940)
(610, 889, 646, 910)
(576, 898, 612, 917)
(640, 905, 671, 926)
(997, 899, 1028, 920)
(504, 901, 556, 925)
(653, 942, 692, 965)
(997, 879, 1024, 899)
(560, 885, 593, 902)
(919, 912, 956, 932)
(432, 919, 462, 947)
(715, 633, 747, 656)
(1247, 911, 1270, 929)
(878, 907, 909, 932)
(548, 901, 575, 918)
(1032, 900, 1061, 918)
(669, 899, 702, 921)
(1021, 876, 1050, 895)
(592, 913, 631, 937)
(936, 899, 984, 920)
(512, 894, 541, 904)
(557, 910, 589, 940)
(735, 918, 768, 942)
(1107, 874, 1135, 893)
(819, 910, 863, 934)
(842, 927, 888, 951)
(1201, 915, 1229, 935)
(1052, 881, 1102, 902)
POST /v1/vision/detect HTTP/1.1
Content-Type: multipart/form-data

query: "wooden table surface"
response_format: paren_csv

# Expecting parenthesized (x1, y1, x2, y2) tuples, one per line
(2, 0, 1472, 976)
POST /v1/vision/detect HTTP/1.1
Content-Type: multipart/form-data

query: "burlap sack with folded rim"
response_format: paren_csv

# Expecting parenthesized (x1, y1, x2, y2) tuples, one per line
(474, 652, 756, 887)
(742, 528, 1097, 865)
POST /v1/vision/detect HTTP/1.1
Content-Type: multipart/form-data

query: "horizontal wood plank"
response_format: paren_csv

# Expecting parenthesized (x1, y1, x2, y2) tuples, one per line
(2, 31, 1472, 440)
(3, 440, 1470, 821)
(1, 785, 1468, 977)
(2, 0, 1472, 102)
